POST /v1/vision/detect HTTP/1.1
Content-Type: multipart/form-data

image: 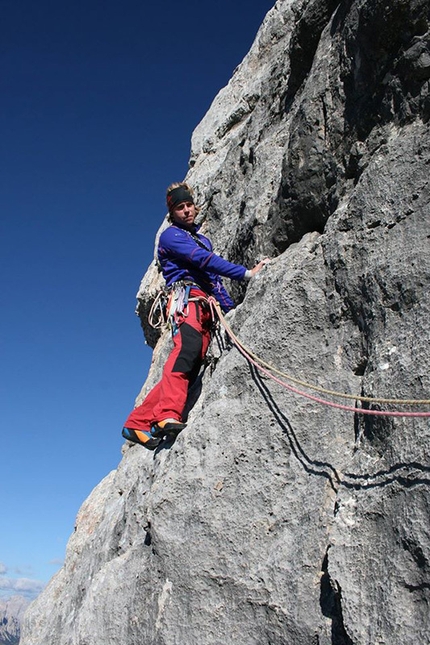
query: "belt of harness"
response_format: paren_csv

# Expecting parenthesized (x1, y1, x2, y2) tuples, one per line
(148, 280, 213, 336)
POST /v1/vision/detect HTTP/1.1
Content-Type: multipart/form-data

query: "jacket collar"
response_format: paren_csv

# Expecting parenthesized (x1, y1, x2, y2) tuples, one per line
(172, 222, 200, 233)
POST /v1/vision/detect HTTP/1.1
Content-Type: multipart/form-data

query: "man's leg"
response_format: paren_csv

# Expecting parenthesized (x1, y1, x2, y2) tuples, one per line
(123, 301, 212, 447)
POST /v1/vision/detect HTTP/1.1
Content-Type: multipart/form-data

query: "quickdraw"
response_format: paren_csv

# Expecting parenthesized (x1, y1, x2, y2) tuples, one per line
(167, 282, 192, 336)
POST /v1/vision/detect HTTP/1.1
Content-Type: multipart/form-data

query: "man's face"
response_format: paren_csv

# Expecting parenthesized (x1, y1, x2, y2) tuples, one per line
(171, 201, 196, 229)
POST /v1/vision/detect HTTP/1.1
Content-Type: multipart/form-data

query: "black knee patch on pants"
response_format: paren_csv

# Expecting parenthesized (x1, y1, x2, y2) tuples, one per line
(172, 323, 203, 374)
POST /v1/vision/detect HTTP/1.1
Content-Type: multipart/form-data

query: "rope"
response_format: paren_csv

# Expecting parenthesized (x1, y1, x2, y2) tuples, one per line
(148, 290, 167, 329)
(207, 297, 430, 418)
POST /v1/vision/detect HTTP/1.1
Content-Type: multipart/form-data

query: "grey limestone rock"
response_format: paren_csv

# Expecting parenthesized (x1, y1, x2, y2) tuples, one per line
(21, 1, 430, 644)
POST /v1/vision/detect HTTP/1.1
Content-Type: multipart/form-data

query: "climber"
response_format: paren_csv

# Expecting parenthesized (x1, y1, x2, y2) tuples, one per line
(122, 182, 270, 450)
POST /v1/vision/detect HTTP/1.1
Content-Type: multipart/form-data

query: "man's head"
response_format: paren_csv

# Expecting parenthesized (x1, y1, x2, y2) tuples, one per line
(166, 182, 198, 229)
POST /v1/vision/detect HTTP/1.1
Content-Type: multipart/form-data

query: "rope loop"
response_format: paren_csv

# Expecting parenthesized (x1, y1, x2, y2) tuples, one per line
(148, 289, 168, 329)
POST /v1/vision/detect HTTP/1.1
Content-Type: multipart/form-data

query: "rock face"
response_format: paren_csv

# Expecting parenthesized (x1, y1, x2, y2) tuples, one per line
(0, 596, 29, 645)
(21, 1, 430, 644)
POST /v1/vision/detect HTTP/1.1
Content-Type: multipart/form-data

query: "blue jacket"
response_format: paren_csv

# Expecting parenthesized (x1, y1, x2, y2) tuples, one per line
(158, 224, 247, 312)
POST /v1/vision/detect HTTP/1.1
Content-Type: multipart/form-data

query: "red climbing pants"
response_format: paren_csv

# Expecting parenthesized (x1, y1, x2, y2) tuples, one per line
(124, 293, 212, 432)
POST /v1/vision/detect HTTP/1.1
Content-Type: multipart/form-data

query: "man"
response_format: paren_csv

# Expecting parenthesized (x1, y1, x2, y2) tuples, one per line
(122, 182, 269, 450)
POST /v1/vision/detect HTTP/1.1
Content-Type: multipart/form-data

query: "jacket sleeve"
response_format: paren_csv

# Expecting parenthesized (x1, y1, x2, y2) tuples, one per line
(159, 227, 247, 281)
(211, 278, 235, 312)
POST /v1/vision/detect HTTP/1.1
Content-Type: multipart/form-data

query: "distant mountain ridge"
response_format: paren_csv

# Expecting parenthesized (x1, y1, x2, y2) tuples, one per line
(0, 596, 29, 645)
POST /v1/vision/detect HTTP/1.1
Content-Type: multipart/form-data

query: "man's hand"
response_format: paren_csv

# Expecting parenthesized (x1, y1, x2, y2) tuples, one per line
(249, 258, 270, 277)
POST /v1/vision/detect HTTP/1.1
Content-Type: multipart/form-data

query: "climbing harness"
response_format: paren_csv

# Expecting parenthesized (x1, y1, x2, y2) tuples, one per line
(206, 297, 430, 419)
(149, 281, 215, 336)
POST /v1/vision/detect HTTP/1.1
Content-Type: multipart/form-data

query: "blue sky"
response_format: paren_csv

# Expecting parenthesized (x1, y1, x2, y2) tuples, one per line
(0, 0, 275, 600)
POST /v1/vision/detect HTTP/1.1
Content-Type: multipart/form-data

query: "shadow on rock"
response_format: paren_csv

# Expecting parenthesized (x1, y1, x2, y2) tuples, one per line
(249, 364, 430, 492)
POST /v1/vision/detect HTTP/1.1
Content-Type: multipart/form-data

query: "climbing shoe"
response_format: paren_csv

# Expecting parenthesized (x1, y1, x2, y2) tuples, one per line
(122, 427, 161, 451)
(151, 419, 186, 440)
